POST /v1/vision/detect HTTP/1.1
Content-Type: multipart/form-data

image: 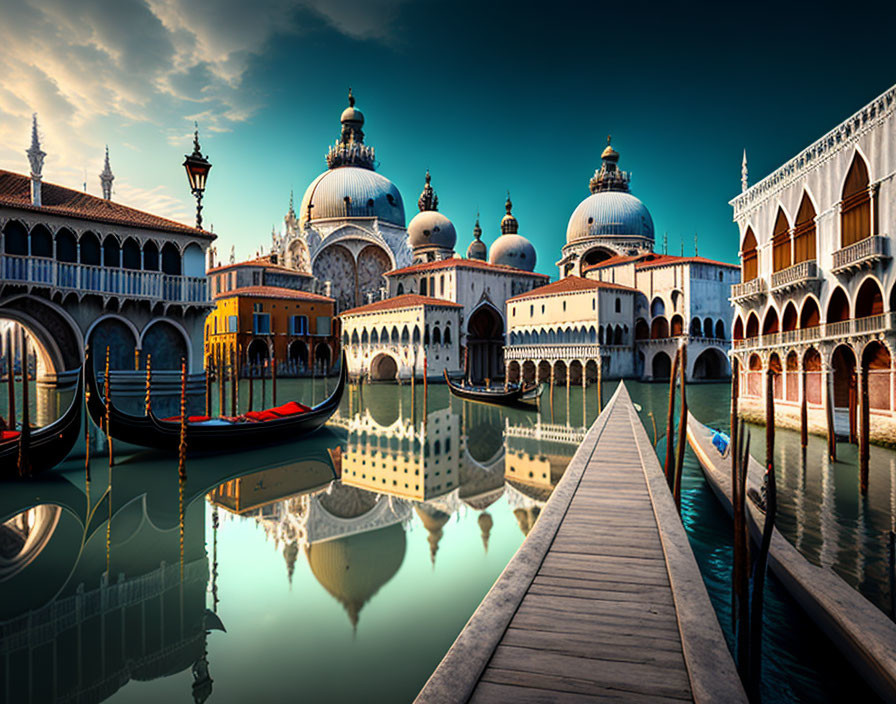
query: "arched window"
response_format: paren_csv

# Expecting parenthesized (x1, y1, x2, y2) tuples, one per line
(361, 329, 369, 346)
(794, 193, 816, 263)
(855, 278, 884, 319)
(745, 312, 759, 338)
(30, 224, 52, 258)
(420, 278, 427, 296)
(703, 318, 713, 338)
(615, 297, 621, 313)
(714, 320, 725, 339)
(444, 326, 451, 344)
(143, 240, 159, 270)
(762, 307, 779, 335)
(2, 220, 28, 255)
(401, 326, 410, 344)
(650, 297, 665, 317)
(800, 297, 820, 329)
(397, 283, 404, 295)
(102, 236, 120, 267)
(827, 288, 850, 323)
(841, 154, 871, 247)
(351, 330, 360, 346)
(690, 317, 702, 337)
(161, 242, 181, 275)
(371, 328, 379, 344)
(670, 314, 683, 336)
(782, 302, 798, 332)
(772, 208, 791, 272)
(55, 228, 77, 263)
(122, 237, 140, 270)
(741, 227, 758, 282)
(634, 319, 648, 340)
(733, 316, 744, 340)
(432, 326, 441, 345)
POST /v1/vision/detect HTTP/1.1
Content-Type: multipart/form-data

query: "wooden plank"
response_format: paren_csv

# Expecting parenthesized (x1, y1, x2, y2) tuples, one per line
(500, 628, 686, 666)
(484, 646, 692, 700)
(471, 679, 682, 704)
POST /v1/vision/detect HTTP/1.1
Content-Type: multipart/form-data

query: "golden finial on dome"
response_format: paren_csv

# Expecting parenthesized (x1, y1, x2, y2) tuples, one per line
(348, 87, 355, 107)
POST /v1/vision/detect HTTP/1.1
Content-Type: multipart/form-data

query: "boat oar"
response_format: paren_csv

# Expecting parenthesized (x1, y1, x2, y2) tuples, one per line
(673, 343, 688, 511)
(663, 348, 680, 487)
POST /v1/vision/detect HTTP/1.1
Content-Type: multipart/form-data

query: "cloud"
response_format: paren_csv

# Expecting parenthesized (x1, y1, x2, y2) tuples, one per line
(0, 0, 407, 222)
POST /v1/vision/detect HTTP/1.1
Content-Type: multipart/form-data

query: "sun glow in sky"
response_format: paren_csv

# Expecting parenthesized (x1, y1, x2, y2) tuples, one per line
(1, 0, 894, 274)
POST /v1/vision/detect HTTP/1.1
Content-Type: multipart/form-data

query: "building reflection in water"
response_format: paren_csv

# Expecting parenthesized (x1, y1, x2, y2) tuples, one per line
(0, 477, 219, 704)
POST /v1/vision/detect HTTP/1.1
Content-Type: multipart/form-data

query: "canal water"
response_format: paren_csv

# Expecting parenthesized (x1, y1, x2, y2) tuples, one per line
(0, 377, 891, 702)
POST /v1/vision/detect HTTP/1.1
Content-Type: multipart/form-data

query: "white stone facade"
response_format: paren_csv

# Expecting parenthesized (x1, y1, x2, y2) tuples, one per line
(340, 296, 462, 381)
(731, 83, 896, 444)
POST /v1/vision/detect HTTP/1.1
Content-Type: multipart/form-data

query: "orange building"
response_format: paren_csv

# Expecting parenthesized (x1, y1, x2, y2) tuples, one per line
(204, 285, 339, 375)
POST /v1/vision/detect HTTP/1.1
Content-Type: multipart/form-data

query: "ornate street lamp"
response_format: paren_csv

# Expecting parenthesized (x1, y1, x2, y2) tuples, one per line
(183, 123, 211, 229)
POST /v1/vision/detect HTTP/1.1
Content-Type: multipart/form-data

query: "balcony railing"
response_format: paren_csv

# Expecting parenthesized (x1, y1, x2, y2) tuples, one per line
(732, 311, 896, 351)
(770, 260, 820, 292)
(731, 277, 767, 301)
(1, 254, 210, 305)
(504, 343, 611, 360)
(831, 235, 890, 272)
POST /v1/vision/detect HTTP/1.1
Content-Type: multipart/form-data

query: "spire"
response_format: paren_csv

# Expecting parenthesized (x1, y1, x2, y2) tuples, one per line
(100, 145, 114, 200)
(589, 135, 629, 194)
(741, 149, 748, 192)
(417, 170, 438, 211)
(500, 192, 518, 234)
(694, 233, 698, 256)
(26, 114, 46, 207)
(288, 189, 295, 216)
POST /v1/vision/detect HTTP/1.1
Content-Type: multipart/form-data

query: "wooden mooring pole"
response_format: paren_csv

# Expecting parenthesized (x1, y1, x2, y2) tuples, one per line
(859, 364, 869, 495)
(766, 365, 775, 469)
(663, 349, 680, 487)
(104, 346, 113, 468)
(248, 362, 254, 412)
(205, 355, 212, 416)
(673, 344, 688, 510)
(749, 451, 777, 697)
(800, 362, 808, 452)
(272, 353, 278, 408)
(17, 331, 31, 477)
(596, 357, 603, 416)
(733, 423, 751, 674)
(230, 346, 237, 417)
(826, 367, 837, 462)
(178, 357, 187, 482)
(6, 330, 15, 431)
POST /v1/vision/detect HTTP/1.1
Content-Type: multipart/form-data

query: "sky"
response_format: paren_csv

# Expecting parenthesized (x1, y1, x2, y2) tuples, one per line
(1, 0, 895, 277)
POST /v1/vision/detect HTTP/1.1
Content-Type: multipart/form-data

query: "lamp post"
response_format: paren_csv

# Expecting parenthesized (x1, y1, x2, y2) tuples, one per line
(183, 123, 211, 229)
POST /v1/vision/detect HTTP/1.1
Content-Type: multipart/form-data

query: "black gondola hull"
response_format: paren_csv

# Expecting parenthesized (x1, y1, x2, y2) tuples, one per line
(0, 369, 83, 480)
(86, 351, 346, 454)
(443, 371, 537, 408)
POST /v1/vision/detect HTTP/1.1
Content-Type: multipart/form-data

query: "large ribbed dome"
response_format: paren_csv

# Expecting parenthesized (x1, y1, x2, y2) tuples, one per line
(566, 191, 654, 244)
(299, 167, 405, 227)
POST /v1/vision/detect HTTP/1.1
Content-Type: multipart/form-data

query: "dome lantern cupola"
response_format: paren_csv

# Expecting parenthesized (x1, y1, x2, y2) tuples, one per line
(327, 89, 376, 171)
(466, 215, 487, 261)
(500, 193, 518, 234)
(589, 135, 630, 194)
(417, 170, 438, 212)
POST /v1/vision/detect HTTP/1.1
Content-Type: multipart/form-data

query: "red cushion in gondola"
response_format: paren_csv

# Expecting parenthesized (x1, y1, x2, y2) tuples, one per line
(1, 430, 21, 441)
(243, 401, 311, 422)
(162, 415, 213, 423)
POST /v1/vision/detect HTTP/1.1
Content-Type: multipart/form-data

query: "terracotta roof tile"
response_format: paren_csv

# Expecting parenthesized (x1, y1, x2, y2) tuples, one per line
(208, 255, 309, 275)
(214, 285, 333, 302)
(0, 169, 212, 238)
(582, 252, 737, 272)
(386, 257, 549, 278)
(507, 275, 636, 302)
(340, 293, 463, 316)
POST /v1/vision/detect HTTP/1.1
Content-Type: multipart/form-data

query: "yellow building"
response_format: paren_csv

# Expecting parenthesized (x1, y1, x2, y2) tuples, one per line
(204, 285, 338, 375)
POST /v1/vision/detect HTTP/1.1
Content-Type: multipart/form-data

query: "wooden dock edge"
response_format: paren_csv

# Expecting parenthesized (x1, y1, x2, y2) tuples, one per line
(414, 384, 626, 704)
(686, 414, 896, 702)
(623, 385, 748, 704)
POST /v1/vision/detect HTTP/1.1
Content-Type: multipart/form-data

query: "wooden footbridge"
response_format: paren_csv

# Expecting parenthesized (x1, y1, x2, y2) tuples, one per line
(416, 383, 746, 703)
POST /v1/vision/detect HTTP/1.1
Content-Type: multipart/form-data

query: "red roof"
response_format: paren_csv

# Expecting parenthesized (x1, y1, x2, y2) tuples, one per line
(341, 294, 463, 316)
(0, 169, 211, 238)
(215, 285, 333, 303)
(507, 276, 636, 302)
(583, 252, 737, 272)
(208, 255, 308, 275)
(386, 257, 549, 278)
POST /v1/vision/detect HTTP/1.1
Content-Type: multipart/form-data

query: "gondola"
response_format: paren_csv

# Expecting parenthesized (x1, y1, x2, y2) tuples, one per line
(443, 370, 539, 408)
(86, 350, 346, 454)
(0, 367, 83, 480)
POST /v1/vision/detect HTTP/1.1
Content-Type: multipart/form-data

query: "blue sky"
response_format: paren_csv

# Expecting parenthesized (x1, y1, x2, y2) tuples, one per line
(1, 0, 894, 276)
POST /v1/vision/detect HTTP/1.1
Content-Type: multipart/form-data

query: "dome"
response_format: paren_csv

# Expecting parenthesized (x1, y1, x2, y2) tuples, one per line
(306, 522, 406, 627)
(299, 166, 405, 227)
(340, 106, 364, 125)
(408, 210, 456, 250)
(565, 191, 654, 244)
(490, 233, 536, 271)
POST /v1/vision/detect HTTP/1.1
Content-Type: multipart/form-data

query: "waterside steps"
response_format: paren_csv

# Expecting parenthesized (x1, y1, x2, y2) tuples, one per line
(416, 383, 746, 703)
(687, 412, 896, 702)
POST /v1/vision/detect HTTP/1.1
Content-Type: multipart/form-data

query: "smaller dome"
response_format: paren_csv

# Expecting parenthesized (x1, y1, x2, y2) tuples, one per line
(467, 217, 487, 260)
(408, 210, 457, 250)
(490, 233, 536, 271)
(340, 106, 364, 125)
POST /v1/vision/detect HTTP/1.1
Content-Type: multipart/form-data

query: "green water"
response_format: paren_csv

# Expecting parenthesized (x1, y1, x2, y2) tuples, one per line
(0, 378, 891, 703)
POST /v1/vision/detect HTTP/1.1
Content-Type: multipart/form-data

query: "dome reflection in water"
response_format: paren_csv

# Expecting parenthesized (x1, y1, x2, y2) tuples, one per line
(0, 376, 890, 703)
